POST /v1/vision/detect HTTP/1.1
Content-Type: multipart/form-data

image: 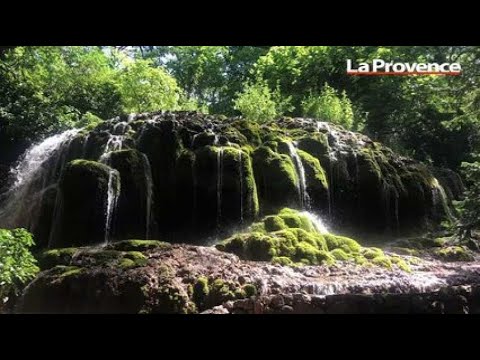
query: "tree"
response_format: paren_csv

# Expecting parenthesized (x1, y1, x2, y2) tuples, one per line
(116, 55, 183, 113)
(301, 83, 354, 129)
(233, 81, 292, 122)
(455, 158, 480, 241)
(0, 228, 39, 304)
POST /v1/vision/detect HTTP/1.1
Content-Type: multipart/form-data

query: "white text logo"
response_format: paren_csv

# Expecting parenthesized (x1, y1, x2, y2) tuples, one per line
(347, 59, 461, 76)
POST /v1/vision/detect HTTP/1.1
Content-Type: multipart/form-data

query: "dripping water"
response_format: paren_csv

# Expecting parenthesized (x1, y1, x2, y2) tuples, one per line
(431, 178, 455, 222)
(286, 141, 311, 210)
(0, 129, 80, 230)
(238, 150, 244, 224)
(104, 170, 120, 244)
(301, 211, 329, 234)
(141, 153, 154, 239)
(217, 147, 224, 230)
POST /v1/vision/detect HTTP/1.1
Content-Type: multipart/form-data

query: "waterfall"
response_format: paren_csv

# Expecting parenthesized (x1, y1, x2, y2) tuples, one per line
(141, 154, 154, 239)
(431, 178, 455, 222)
(0, 129, 80, 230)
(301, 211, 329, 234)
(82, 134, 90, 158)
(286, 142, 311, 210)
(217, 147, 224, 229)
(238, 150, 244, 224)
(104, 170, 120, 243)
(100, 135, 124, 163)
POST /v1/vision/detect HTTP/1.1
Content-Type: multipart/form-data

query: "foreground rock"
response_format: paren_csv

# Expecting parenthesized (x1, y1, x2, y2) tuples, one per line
(15, 241, 480, 314)
(209, 285, 479, 314)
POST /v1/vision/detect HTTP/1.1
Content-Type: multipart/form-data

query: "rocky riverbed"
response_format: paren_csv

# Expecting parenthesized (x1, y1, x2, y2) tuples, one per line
(13, 241, 480, 314)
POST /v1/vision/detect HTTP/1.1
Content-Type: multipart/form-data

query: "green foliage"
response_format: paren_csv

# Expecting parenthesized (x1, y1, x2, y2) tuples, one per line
(193, 277, 210, 309)
(233, 81, 292, 122)
(0, 229, 39, 301)
(0, 46, 197, 166)
(301, 83, 354, 129)
(455, 158, 480, 240)
(243, 284, 257, 297)
(434, 246, 474, 262)
(116, 55, 182, 113)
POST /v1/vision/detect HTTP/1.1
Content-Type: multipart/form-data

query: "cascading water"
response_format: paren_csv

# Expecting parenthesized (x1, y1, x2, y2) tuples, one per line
(216, 147, 224, 230)
(431, 178, 455, 221)
(141, 153, 154, 239)
(286, 141, 310, 210)
(104, 169, 120, 243)
(301, 211, 329, 234)
(238, 150, 244, 224)
(0, 129, 80, 230)
(100, 135, 125, 163)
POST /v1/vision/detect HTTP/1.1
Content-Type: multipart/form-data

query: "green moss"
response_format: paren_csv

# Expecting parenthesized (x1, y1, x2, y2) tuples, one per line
(390, 247, 419, 256)
(106, 240, 171, 252)
(295, 242, 322, 264)
(119, 258, 136, 268)
(53, 160, 119, 248)
(272, 256, 294, 266)
(193, 277, 210, 309)
(217, 208, 363, 267)
(297, 134, 329, 160)
(277, 208, 318, 232)
(354, 255, 368, 266)
(243, 284, 257, 297)
(264, 216, 287, 232)
(124, 251, 148, 267)
(394, 259, 412, 272)
(234, 289, 247, 299)
(316, 250, 336, 266)
(49, 265, 83, 278)
(371, 256, 393, 270)
(280, 214, 303, 229)
(252, 147, 299, 210)
(232, 120, 261, 146)
(38, 248, 78, 270)
(249, 222, 266, 234)
(246, 234, 278, 260)
(209, 279, 236, 304)
(434, 246, 474, 262)
(361, 247, 384, 259)
(330, 248, 350, 261)
(297, 149, 329, 190)
(325, 234, 362, 253)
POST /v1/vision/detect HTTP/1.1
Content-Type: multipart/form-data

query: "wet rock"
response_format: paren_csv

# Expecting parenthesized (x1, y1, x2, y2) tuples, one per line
(270, 294, 285, 308)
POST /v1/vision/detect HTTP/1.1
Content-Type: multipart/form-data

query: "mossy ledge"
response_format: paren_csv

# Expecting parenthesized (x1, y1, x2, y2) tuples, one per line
(216, 208, 411, 271)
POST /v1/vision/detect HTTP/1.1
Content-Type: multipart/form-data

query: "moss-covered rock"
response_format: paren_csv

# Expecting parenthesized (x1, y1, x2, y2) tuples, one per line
(193, 146, 221, 235)
(297, 149, 329, 212)
(52, 160, 120, 248)
(38, 248, 79, 270)
(217, 208, 368, 267)
(297, 134, 330, 161)
(192, 131, 217, 149)
(264, 216, 287, 232)
(109, 149, 154, 240)
(232, 120, 261, 146)
(137, 121, 183, 237)
(105, 240, 170, 252)
(434, 246, 475, 262)
(252, 147, 299, 212)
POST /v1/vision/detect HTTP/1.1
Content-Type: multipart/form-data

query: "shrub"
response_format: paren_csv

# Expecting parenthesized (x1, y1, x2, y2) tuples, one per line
(233, 81, 292, 123)
(301, 83, 354, 129)
(0, 229, 39, 302)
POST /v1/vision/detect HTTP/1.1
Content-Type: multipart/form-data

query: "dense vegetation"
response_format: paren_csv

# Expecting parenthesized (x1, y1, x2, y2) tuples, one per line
(0, 47, 479, 306)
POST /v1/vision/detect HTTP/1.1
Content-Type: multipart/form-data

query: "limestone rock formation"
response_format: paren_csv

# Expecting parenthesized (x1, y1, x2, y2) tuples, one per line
(0, 111, 463, 248)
